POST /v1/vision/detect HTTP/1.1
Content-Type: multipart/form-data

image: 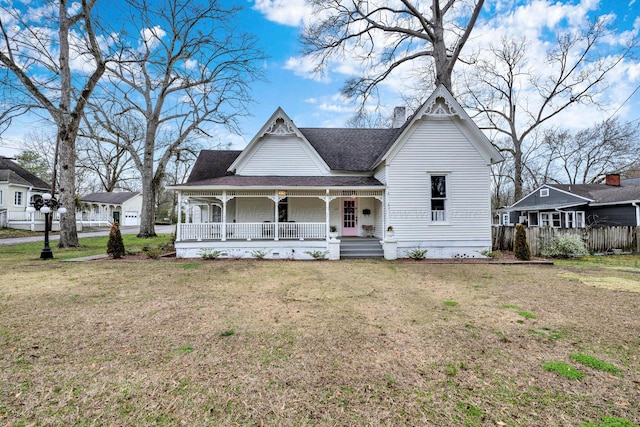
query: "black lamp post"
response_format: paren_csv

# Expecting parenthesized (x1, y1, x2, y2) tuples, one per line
(26, 193, 67, 260)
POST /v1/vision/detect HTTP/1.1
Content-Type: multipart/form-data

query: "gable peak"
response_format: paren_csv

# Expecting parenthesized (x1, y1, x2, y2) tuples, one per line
(262, 110, 297, 137)
(423, 95, 459, 117)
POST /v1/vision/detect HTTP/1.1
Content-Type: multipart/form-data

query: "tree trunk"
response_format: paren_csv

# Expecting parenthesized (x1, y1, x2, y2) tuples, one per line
(513, 143, 524, 202)
(137, 132, 157, 238)
(57, 126, 80, 247)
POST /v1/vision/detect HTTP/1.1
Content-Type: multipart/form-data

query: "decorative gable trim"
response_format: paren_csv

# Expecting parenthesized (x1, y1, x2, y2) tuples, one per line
(262, 116, 297, 137)
(421, 95, 459, 118)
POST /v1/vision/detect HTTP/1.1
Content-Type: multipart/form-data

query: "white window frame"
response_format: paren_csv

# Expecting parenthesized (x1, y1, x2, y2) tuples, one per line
(575, 211, 585, 228)
(502, 213, 510, 225)
(429, 174, 448, 223)
(540, 188, 549, 197)
(14, 191, 23, 207)
(540, 212, 561, 227)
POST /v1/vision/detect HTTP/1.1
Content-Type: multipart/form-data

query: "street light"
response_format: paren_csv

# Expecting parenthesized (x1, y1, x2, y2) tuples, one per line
(26, 193, 67, 260)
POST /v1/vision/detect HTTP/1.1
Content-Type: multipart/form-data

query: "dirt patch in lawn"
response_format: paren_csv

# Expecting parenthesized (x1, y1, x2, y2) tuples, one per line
(0, 259, 638, 426)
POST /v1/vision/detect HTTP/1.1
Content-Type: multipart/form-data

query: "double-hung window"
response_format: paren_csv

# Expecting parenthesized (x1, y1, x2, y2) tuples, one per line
(540, 212, 561, 227)
(14, 191, 23, 207)
(430, 175, 447, 222)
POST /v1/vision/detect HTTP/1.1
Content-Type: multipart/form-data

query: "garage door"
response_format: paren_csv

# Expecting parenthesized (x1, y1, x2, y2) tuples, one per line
(124, 211, 138, 226)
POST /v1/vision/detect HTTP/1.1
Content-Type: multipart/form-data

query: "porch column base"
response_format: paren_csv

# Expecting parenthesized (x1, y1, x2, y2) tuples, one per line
(328, 239, 341, 260)
(383, 239, 398, 260)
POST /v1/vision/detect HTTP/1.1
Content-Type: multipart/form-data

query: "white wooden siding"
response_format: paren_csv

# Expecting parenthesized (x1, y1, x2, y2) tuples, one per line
(236, 135, 327, 176)
(374, 165, 387, 184)
(289, 198, 325, 222)
(236, 198, 274, 222)
(386, 119, 492, 242)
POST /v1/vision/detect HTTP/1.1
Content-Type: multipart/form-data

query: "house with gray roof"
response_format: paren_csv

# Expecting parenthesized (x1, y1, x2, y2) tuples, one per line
(169, 85, 504, 260)
(79, 191, 142, 226)
(0, 156, 52, 229)
(500, 174, 640, 228)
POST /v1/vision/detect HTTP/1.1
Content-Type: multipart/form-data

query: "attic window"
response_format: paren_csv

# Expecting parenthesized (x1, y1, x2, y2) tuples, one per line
(540, 188, 549, 197)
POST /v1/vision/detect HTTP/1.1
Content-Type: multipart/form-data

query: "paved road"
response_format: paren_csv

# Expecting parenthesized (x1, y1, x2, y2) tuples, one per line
(0, 225, 176, 246)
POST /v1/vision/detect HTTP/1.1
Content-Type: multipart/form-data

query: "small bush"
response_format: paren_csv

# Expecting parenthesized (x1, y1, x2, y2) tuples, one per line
(199, 249, 223, 260)
(479, 249, 497, 258)
(106, 222, 125, 259)
(514, 223, 531, 261)
(251, 249, 270, 260)
(143, 246, 164, 259)
(305, 250, 329, 260)
(406, 247, 428, 260)
(543, 361, 584, 380)
(542, 234, 587, 258)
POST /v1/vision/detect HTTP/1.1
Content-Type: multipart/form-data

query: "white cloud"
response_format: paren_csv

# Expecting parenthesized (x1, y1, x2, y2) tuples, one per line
(185, 59, 198, 70)
(251, 0, 312, 27)
(283, 56, 330, 82)
(140, 25, 166, 49)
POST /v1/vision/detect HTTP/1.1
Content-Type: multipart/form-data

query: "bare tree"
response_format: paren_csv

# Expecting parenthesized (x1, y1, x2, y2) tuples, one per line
(536, 119, 640, 185)
(0, 0, 108, 247)
(463, 18, 635, 200)
(77, 120, 139, 192)
(85, 0, 265, 237)
(302, 0, 484, 103)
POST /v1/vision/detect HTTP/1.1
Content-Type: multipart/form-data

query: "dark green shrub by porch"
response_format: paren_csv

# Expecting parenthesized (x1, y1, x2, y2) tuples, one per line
(107, 221, 125, 259)
(514, 223, 531, 261)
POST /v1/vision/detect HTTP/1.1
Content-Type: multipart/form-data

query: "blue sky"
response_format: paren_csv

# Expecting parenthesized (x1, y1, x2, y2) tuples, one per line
(1, 0, 639, 157)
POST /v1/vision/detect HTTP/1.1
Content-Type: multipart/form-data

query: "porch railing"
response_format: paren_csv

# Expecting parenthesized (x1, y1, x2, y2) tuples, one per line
(8, 211, 63, 221)
(179, 222, 326, 241)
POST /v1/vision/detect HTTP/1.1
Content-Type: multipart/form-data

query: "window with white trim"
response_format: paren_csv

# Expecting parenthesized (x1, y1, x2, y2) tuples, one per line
(540, 212, 561, 227)
(575, 211, 585, 228)
(0, 190, 3, 206)
(540, 188, 549, 197)
(14, 191, 23, 206)
(430, 175, 447, 222)
(502, 213, 510, 225)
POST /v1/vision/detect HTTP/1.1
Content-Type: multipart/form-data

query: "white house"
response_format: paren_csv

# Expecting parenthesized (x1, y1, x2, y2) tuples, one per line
(0, 156, 61, 231)
(79, 191, 143, 226)
(169, 85, 504, 260)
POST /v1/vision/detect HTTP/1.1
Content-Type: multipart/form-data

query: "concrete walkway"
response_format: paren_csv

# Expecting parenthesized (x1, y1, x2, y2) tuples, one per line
(0, 225, 175, 246)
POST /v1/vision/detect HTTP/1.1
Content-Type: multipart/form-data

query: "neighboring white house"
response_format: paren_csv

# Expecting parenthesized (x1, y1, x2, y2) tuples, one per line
(169, 85, 504, 260)
(0, 156, 61, 231)
(79, 191, 143, 226)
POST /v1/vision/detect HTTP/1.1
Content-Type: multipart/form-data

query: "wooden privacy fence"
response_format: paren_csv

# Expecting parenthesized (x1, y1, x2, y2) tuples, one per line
(492, 226, 640, 255)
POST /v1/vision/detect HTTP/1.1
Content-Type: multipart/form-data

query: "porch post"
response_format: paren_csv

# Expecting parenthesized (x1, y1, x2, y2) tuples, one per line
(176, 192, 182, 242)
(222, 190, 227, 241)
(274, 190, 279, 241)
(325, 189, 330, 241)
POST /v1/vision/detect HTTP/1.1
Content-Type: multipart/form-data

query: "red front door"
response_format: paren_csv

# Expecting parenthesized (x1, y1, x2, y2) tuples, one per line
(342, 198, 358, 236)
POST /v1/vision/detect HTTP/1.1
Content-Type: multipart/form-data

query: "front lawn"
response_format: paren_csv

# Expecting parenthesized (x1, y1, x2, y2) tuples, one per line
(0, 252, 638, 426)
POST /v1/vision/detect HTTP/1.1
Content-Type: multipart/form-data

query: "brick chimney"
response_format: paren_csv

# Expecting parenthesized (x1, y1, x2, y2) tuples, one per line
(392, 106, 406, 128)
(605, 173, 621, 186)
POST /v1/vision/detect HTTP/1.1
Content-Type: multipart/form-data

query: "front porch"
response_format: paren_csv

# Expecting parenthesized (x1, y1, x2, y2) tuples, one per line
(174, 188, 389, 259)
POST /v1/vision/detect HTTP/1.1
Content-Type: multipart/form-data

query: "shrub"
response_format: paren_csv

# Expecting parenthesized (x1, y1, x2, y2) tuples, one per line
(251, 249, 270, 260)
(406, 247, 428, 260)
(199, 249, 224, 260)
(514, 223, 531, 261)
(106, 222, 125, 259)
(305, 250, 329, 260)
(541, 234, 587, 258)
(143, 246, 164, 259)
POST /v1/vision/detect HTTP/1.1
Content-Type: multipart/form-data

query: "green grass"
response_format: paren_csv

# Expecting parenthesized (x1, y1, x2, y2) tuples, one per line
(581, 416, 640, 427)
(443, 300, 458, 307)
(543, 361, 585, 380)
(0, 233, 173, 260)
(571, 353, 622, 376)
(518, 310, 537, 320)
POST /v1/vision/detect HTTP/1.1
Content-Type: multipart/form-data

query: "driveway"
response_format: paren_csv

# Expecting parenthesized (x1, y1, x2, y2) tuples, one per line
(0, 225, 176, 246)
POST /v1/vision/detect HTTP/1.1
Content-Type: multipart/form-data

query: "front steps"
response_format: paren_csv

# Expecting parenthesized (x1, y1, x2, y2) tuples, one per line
(339, 237, 384, 259)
